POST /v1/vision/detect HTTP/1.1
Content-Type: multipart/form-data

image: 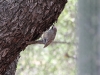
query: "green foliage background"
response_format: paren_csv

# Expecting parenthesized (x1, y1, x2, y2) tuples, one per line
(16, 0, 77, 75)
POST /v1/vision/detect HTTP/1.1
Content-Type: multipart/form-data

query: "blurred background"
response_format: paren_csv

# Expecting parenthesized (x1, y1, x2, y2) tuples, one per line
(16, 0, 77, 75)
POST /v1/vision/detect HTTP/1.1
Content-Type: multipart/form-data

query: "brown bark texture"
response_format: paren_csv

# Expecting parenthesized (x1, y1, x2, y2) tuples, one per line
(0, 0, 67, 75)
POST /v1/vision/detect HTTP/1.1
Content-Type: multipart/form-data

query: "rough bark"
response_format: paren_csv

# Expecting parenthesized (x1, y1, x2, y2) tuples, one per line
(0, 0, 67, 75)
(4, 56, 20, 75)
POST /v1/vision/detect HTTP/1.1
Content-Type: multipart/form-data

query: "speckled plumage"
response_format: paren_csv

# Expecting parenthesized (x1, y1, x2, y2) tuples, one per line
(42, 26, 57, 48)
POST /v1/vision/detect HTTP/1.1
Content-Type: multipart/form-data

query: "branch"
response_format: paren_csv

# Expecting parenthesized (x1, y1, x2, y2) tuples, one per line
(26, 40, 77, 45)
(52, 41, 77, 45)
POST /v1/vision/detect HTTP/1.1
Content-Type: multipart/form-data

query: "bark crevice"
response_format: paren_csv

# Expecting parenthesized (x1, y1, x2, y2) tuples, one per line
(0, 0, 67, 74)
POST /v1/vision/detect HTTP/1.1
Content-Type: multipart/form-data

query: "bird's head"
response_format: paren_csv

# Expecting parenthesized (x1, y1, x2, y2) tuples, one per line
(52, 25, 57, 30)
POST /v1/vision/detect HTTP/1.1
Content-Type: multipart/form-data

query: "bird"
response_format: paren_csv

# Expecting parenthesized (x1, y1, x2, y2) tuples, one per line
(42, 25, 57, 48)
(26, 25, 57, 48)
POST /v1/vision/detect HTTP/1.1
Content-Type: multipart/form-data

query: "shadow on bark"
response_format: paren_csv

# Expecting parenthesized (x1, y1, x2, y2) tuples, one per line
(0, 0, 67, 74)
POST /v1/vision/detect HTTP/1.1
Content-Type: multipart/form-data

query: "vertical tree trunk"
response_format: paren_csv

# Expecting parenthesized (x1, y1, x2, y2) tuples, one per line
(4, 56, 20, 75)
(77, 0, 100, 75)
(0, 0, 67, 75)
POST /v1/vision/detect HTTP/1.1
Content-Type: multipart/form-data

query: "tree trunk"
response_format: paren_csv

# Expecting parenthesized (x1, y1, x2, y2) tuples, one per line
(4, 56, 20, 75)
(0, 0, 67, 75)
(77, 0, 100, 75)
